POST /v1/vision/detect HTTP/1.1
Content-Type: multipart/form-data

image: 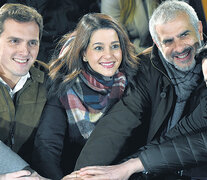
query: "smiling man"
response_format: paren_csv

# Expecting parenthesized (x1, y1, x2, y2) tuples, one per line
(155, 13, 202, 72)
(0, 19, 39, 88)
(69, 1, 207, 180)
(0, 3, 48, 179)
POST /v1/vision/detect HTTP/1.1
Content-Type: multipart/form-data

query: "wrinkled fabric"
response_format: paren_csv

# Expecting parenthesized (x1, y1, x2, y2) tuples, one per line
(0, 141, 28, 174)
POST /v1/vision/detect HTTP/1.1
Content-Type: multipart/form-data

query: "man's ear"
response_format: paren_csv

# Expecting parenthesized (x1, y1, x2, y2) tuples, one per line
(83, 52, 88, 62)
(198, 21, 203, 41)
(202, 58, 207, 85)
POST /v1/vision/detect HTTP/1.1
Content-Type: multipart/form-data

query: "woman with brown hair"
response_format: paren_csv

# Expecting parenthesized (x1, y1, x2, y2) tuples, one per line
(32, 13, 139, 180)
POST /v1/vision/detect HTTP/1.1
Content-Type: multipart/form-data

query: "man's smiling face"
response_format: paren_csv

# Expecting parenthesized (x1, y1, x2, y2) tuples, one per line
(156, 12, 203, 71)
(0, 19, 39, 87)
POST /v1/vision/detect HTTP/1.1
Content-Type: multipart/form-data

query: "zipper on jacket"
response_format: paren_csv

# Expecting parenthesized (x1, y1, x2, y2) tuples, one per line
(150, 58, 172, 84)
(1, 86, 16, 149)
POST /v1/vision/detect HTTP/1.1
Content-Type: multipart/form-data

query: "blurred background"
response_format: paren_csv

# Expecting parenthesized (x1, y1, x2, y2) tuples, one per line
(0, 0, 206, 64)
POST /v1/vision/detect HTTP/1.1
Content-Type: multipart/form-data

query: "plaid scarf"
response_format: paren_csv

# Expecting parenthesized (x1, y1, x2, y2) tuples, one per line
(60, 69, 127, 139)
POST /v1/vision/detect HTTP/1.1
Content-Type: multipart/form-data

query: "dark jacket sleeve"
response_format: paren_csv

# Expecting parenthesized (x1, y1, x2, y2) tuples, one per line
(32, 96, 67, 180)
(139, 130, 207, 174)
(137, 91, 207, 173)
(75, 66, 151, 170)
(164, 91, 207, 139)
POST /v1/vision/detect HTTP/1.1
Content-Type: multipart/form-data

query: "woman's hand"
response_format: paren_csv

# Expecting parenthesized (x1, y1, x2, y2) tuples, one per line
(61, 170, 93, 180)
(75, 158, 143, 180)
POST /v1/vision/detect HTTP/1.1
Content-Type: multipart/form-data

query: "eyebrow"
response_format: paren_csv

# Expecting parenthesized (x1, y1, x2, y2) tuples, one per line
(162, 37, 173, 45)
(111, 41, 120, 44)
(92, 42, 103, 46)
(162, 30, 191, 44)
(7, 36, 21, 40)
(7, 36, 39, 41)
(177, 30, 190, 38)
(30, 39, 39, 43)
(92, 41, 120, 46)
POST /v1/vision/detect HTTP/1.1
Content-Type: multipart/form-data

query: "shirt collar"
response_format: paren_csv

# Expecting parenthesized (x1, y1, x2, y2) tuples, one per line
(0, 72, 30, 99)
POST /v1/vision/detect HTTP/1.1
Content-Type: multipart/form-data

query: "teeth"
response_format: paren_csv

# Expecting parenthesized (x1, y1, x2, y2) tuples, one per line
(176, 51, 189, 59)
(13, 58, 28, 63)
(177, 54, 188, 58)
(101, 62, 114, 66)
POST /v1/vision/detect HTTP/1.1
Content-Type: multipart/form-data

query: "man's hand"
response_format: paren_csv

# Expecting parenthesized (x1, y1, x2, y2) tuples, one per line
(0, 170, 51, 180)
(0, 170, 36, 180)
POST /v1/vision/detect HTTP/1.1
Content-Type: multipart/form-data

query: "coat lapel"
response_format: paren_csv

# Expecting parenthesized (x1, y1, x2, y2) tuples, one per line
(147, 77, 175, 142)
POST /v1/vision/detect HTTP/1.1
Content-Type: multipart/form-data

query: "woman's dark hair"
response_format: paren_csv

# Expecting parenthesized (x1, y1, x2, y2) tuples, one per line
(48, 13, 139, 96)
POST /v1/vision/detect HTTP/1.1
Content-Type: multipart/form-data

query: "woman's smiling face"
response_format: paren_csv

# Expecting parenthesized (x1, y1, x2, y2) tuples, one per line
(84, 28, 122, 77)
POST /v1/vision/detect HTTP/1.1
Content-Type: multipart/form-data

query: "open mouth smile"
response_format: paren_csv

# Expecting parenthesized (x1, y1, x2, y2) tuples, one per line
(13, 58, 29, 63)
(100, 62, 115, 68)
(174, 49, 191, 62)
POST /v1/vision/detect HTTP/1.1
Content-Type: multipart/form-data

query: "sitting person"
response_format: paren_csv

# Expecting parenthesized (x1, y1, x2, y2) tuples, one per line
(0, 3, 48, 180)
(63, 1, 207, 179)
(32, 13, 139, 180)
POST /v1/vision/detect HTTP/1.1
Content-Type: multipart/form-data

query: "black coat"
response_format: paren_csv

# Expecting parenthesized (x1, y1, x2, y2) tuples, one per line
(31, 96, 86, 179)
(75, 45, 207, 175)
(139, 128, 207, 174)
(32, 73, 129, 179)
(127, 89, 207, 175)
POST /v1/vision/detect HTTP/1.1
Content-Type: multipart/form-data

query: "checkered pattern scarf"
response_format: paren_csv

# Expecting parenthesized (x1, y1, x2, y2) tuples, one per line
(60, 69, 127, 139)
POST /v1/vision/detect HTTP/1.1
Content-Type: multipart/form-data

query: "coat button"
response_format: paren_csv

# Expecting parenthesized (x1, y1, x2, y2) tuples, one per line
(160, 92, 166, 98)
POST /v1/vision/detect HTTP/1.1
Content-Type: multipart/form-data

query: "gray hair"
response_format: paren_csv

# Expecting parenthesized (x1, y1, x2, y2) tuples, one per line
(149, 0, 200, 47)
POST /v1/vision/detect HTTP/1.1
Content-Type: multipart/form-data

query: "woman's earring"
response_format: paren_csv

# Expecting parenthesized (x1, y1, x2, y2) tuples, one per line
(83, 57, 88, 62)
